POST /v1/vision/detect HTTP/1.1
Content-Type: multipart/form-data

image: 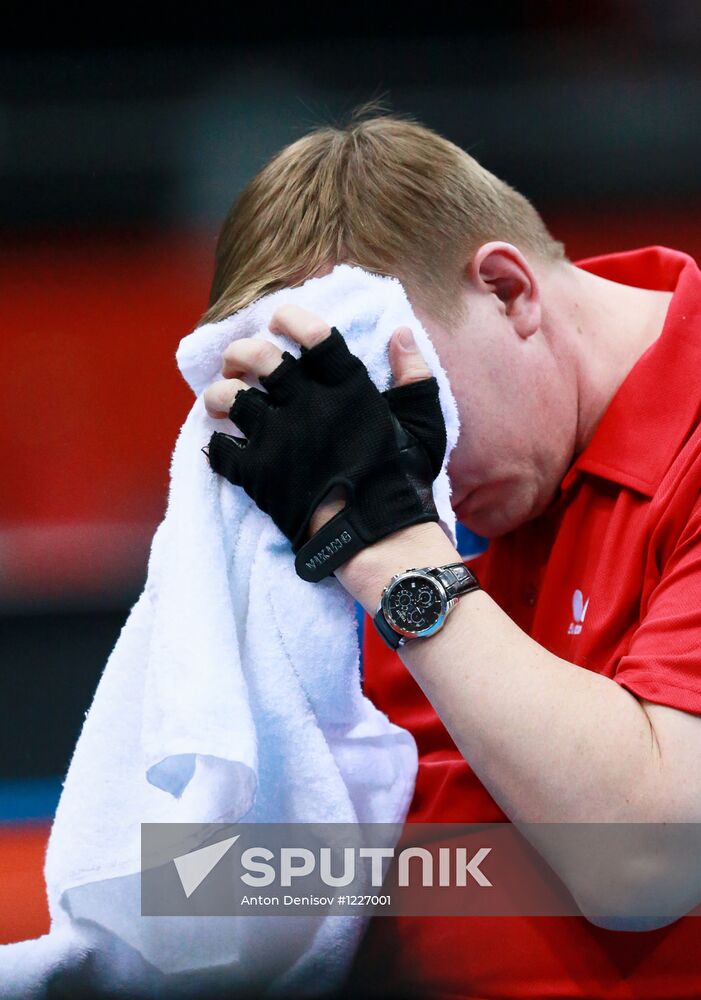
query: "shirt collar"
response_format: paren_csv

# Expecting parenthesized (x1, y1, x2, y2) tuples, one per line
(558, 245, 701, 500)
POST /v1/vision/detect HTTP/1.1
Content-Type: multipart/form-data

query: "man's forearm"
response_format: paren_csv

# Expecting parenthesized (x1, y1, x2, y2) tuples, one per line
(337, 521, 665, 828)
(334, 521, 697, 922)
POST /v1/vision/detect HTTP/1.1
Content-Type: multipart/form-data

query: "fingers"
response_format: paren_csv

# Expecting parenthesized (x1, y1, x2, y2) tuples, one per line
(388, 326, 433, 387)
(228, 386, 273, 438)
(203, 377, 251, 419)
(218, 317, 428, 401)
(208, 314, 428, 426)
(268, 304, 333, 349)
(204, 380, 273, 440)
(213, 304, 335, 412)
(382, 376, 447, 478)
(298, 327, 366, 386)
(222, 337, 285, 380)
(207, 430, 247, 484)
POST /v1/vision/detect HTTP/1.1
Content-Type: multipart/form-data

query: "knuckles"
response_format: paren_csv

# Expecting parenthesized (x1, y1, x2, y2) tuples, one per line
(400, 369, 434, 386)
(304, 326, 334, 347)
(204, 378, 246, 417)
(269, 304, 331, 347)
(249, 339, 281, 370)
(223, 338, 280, 371)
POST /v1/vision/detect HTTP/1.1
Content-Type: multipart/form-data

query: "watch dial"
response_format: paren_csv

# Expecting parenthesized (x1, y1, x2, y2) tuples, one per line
(386, 578, 443, 633)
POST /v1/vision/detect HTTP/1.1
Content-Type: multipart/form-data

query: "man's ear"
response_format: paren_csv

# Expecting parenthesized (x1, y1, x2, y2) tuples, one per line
(469, 242, 541, 339)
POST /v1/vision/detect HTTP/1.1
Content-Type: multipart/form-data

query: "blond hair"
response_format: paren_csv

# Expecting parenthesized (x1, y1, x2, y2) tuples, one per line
(199, 100, 566, 330)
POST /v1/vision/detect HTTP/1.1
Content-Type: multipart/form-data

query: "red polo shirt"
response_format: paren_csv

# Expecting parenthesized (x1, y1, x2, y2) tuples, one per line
(351, 246, 701, 999)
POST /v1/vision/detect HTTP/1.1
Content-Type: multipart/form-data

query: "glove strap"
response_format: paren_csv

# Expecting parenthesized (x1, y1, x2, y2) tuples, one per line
(294, 509, 366, 582)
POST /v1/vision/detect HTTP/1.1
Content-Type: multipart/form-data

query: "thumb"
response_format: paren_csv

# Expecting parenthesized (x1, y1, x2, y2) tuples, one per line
(388, 327, 433, 387)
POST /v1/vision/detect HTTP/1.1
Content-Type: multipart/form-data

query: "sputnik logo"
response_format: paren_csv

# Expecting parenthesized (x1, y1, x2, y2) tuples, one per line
(174, 835, 240, 898)
(568, 589, 589, 635)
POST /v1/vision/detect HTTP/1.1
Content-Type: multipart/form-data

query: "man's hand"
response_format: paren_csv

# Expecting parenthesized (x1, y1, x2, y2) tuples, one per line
(204, 304, 435, 539)
(202, 303, 450, 583)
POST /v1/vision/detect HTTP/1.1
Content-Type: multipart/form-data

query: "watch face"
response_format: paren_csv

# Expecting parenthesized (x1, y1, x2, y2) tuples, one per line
(384, 574, 445, 636)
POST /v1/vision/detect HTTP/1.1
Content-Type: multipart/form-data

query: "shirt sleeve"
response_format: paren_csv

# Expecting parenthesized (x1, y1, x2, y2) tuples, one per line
(614, 491, 701, 714)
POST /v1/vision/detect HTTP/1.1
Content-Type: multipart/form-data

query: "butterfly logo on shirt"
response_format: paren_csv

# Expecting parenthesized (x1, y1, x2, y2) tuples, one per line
(567, 589, 590, 635)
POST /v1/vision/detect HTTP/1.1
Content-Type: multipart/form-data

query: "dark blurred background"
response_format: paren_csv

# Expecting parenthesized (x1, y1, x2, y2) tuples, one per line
(2, 1, 700, 943)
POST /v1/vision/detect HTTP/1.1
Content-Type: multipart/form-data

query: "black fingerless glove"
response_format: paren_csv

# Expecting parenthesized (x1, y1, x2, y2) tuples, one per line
(205, 326, 447, 582)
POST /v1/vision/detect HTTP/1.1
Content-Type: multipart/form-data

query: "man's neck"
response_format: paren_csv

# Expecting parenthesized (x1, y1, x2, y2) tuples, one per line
(547, 261, 674, 457)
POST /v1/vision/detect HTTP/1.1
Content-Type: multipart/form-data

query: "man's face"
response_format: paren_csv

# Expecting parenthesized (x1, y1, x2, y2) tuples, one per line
(411, 288, 578, 540)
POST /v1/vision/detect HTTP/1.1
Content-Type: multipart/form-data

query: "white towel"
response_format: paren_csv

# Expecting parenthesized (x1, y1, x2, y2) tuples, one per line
(0, 263, 460, 998)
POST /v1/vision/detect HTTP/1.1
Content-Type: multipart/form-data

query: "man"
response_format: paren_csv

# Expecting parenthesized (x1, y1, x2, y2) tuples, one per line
(202, 111, 701, 998)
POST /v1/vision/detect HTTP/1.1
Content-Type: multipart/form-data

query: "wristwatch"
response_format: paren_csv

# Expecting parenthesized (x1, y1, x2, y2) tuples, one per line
(372, 561, 481, 650)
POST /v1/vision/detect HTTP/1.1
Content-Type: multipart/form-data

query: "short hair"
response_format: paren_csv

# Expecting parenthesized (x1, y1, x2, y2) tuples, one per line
(200, 100, 566, 330)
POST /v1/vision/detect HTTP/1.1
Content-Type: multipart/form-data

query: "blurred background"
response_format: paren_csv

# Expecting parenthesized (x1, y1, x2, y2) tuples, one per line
(2, 1, 701, 945)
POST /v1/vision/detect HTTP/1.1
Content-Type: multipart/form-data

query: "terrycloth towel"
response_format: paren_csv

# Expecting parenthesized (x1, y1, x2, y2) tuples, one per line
(0, 263, 460, 999)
